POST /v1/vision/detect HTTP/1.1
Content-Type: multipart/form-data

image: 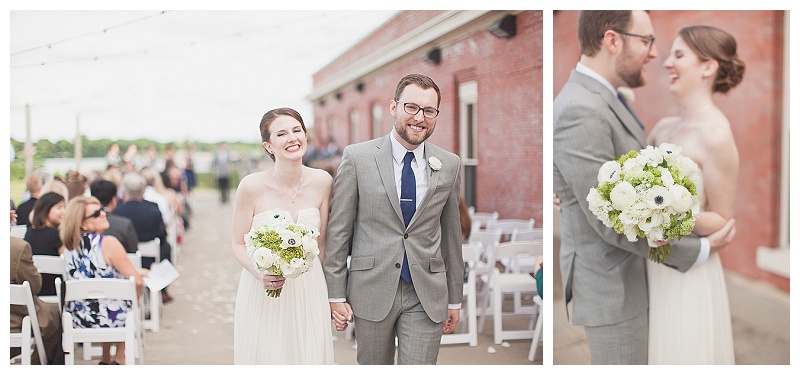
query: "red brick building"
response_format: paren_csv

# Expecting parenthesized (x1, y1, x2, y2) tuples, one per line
(554, 10, 789, 291)
(309, 11, 543, 226)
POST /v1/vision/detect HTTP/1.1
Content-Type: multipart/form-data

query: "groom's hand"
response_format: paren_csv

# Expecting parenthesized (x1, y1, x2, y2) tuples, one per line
(442, 309, 460, 334)
(330, 302, 353, 331)
(708, 219, 736, 254)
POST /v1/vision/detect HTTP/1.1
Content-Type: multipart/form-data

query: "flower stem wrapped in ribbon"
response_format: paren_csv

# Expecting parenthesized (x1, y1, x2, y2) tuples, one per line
(586, 143, 701, 263)
(244, 212, 320, 297)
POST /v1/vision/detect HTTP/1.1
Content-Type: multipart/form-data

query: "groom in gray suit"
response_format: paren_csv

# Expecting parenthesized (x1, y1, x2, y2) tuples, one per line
(324, 73, 464, 365)
(554, 11, 736, 364)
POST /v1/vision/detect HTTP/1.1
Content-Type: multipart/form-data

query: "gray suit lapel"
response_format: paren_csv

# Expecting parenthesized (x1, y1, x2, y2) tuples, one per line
(375, 135, 405, 225)
(572, 71, 646, 148)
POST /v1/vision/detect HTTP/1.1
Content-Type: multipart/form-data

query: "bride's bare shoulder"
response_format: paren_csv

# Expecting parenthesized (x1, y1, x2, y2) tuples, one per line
(237, 171, 270, 194)
(304, 166, 333, 185)
(648, 116, 680, 144)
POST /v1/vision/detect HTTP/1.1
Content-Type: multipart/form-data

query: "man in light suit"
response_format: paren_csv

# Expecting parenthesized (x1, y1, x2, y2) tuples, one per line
(553, 10, 736, 364)
(324, 73, 464, 365)
(10, 236, 64, 364)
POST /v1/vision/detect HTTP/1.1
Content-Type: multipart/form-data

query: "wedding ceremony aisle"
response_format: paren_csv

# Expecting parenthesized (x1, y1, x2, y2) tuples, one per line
(69, 188, 540, 365)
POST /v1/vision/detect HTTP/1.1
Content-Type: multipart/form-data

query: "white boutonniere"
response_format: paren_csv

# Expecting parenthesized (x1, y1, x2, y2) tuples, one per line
(428, 157, 442, 176)
(617, 87, 635, 103)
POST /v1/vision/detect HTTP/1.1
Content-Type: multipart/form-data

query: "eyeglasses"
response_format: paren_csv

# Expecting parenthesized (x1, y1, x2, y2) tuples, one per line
(396, 101, 440, 119)
(613, 30, 655, 52)
(84, 207, 108, 220)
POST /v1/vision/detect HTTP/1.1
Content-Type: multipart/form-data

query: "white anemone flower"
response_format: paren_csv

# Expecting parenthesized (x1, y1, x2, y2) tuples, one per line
(597, 160, 622, 184)
(645, 186, 673, 210)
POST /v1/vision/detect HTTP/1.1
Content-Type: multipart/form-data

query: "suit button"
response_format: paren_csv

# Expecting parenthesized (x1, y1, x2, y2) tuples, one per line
(395, 263, 401, 268)
(403, 234, 408, 239)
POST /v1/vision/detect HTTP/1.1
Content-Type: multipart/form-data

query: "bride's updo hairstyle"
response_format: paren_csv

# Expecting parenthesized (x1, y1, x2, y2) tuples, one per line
(259, 107, 307, 161)
(679, 25, 745, 94)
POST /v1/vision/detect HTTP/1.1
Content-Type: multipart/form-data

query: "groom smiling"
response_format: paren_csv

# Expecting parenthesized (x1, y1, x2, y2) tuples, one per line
(324, 73, 464, 365)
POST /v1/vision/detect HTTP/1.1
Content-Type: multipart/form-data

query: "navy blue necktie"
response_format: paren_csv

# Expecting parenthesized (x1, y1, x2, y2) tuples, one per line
(400, 151, 415, 283)
(618, 93, 644, 130)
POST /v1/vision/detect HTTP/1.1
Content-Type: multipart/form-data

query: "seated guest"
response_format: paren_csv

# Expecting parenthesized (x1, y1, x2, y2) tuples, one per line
(23, 192, 66, 296)
(42, 179, 69, 201)
(90, 179, 139, 254)
(16, 173, 43, 225)
(65, 171, 88, 201)
(114, 172, 173, 303)
(61, 196, 143, 365)
(10, 236, 64, 364)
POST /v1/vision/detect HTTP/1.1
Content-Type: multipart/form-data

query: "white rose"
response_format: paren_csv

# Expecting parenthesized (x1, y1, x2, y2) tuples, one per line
(669, 184, 693, 213)
(610, 181, 638, 211)
(598, 160, 622, 184)
(252, 247, 274, 270)
(645, 185, 672, 210)
(617, 86, 635, 102)
(428, 156, 442, 171)
(302, 235, 319, 257)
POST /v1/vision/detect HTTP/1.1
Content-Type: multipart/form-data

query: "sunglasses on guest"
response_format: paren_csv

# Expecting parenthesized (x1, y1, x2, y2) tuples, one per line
(84, 207, 108, 220)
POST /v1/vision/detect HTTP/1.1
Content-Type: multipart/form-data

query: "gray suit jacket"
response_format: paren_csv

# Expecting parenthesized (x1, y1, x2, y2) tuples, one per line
(324, 135, 464, 323)
(553, 70, 701, 327)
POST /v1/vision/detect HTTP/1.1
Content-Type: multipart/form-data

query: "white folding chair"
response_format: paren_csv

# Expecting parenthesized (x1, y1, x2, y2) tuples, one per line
(32, 254, 66, 311)
(10, 281, 48, 365)
(529, 295, 543, 362)
(468, 228, 503, 327)
(62, 277, 143, 365)
(487, 218, 535, 242)
(137, 238, 161, 263)
(510, 227, 544, 242)
(131, 251, 162, 333)
(479, 241, 539, 345)
(441, 242, 482, 347)
(11, 224, 27, 238)
(468, 207, 498, 230)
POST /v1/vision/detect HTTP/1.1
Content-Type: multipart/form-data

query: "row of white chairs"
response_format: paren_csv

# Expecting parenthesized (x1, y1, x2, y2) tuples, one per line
(441, 240, 542, 361)
(464, 208, 543, 361)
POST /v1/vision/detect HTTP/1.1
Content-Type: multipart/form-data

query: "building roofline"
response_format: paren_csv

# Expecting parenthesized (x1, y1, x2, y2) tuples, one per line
(306, 10, 496, 101)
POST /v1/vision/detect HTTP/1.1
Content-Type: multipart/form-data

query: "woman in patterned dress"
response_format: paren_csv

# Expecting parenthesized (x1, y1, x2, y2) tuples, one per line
(61, 196, 143, 365)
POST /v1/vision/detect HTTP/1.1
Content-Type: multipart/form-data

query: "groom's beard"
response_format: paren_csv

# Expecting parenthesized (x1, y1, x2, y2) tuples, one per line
(394, 116, 435, 146)
(616, 45, 648, 88)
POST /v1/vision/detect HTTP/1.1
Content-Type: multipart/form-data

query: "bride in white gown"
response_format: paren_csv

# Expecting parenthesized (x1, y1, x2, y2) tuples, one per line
(231, 108, 334, 364)
(646, 25, 745, 364)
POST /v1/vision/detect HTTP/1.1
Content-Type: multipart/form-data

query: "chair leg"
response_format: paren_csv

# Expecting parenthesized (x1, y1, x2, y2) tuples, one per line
(493, 286, 504, 345)
(529, 300, 543, 362)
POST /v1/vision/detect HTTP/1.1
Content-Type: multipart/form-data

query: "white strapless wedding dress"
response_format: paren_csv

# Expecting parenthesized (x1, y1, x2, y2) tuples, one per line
(234, 208, 334, 364)
(647, 252, 735, 364)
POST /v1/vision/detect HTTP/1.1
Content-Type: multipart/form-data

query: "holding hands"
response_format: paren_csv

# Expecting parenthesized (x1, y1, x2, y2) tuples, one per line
(330, 302, 353, 331)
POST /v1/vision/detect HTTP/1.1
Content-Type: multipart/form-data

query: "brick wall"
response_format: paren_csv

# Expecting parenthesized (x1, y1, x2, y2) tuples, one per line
(312, 10, 544, 227)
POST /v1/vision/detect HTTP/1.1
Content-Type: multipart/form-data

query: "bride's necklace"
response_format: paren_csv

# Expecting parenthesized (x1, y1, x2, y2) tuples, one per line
(273, 169, 303, 204)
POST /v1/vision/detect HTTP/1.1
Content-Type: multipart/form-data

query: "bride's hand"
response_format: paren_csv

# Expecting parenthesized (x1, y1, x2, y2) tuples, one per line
(708, 219, 736, 254)
(261, 275, 286, 290)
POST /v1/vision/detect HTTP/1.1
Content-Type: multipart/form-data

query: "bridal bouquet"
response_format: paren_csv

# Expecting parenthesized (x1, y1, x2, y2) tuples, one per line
(586, 143, 701, 263)
(244, 212, 320, 297)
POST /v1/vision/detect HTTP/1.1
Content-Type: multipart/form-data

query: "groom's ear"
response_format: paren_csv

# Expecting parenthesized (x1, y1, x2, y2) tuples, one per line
(602, 30, 622, 54)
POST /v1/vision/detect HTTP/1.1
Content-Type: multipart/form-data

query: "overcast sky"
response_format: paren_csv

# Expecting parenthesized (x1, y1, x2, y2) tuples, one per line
(9, 9, 398, 144)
